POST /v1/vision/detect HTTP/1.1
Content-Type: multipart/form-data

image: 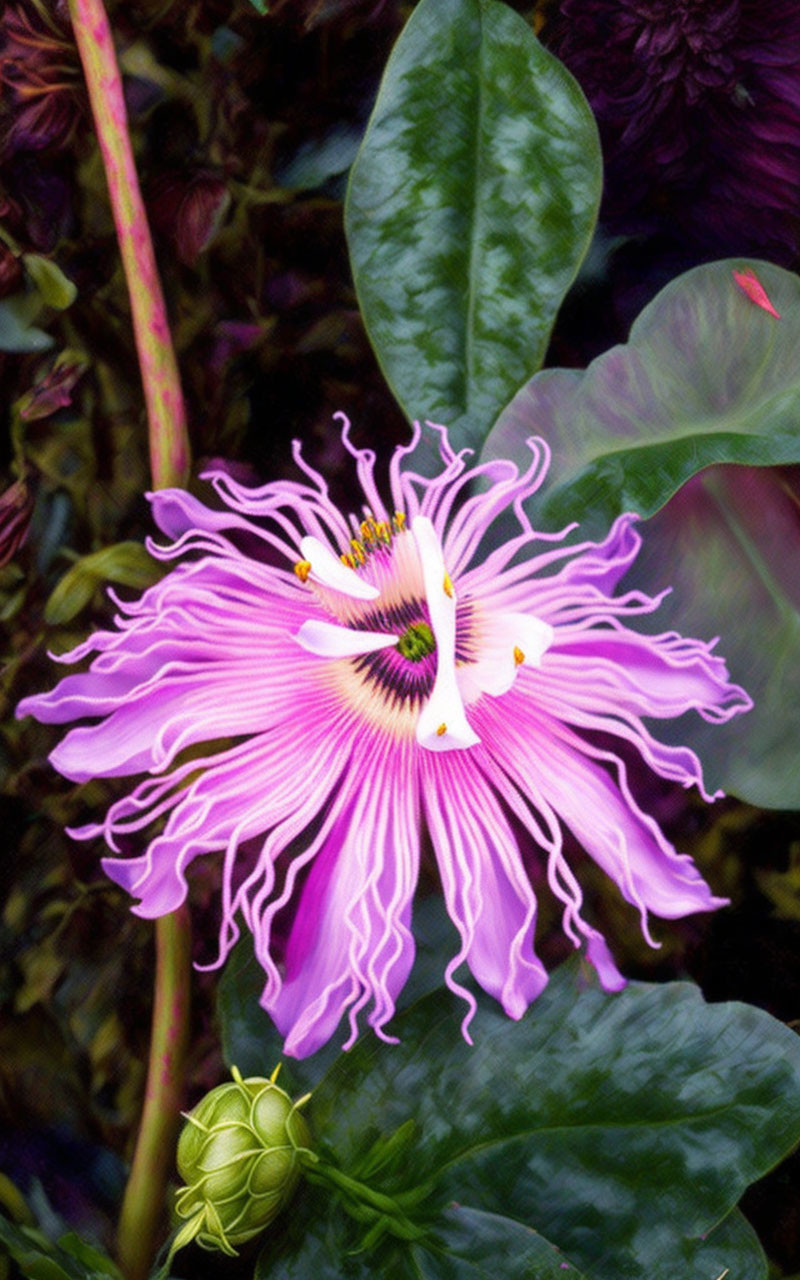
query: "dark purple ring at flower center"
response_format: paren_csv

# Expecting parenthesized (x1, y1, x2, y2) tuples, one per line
(350, 600, 475, 705)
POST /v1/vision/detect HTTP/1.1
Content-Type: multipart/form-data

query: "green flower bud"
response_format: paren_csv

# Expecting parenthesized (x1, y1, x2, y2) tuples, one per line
(173, 1065, 313, 1258)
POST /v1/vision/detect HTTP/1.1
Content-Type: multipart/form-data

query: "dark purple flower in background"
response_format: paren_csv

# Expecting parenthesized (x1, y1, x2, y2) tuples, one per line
(0, 473, 34, 568)
(19, 355, 87, 422)
(147, 172, 231, 268)
(547, 0, 800, 265)
(0, 243, 23, 299)
(0, 1, 82, 158)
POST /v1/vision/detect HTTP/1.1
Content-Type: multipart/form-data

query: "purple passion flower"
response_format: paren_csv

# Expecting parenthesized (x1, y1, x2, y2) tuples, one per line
(18, 419, 751, 1057)
(548, 0, 800, 264)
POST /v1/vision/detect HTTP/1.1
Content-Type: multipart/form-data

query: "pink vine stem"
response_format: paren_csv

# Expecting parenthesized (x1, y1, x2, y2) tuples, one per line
(68, 0, 191, 492)
(67, 2, 193, 1278)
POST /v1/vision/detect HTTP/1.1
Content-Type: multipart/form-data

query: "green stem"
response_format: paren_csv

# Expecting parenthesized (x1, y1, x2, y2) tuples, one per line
(301, 1158, 431, 1243)
(67, 3, 194, 1278)
(116, 909, 192, 1280)
(304, 1160, 407, 1216)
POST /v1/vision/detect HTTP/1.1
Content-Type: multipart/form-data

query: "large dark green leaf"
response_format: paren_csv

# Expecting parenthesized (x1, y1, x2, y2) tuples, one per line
(256, 1202, 766, 1280)
(674, 1209, 767, 1278)
(483, 259, 800, 538)
(252, 966, 800, 1279)
(410, 1206, 585, 1279)
(345, 0, 601, 450)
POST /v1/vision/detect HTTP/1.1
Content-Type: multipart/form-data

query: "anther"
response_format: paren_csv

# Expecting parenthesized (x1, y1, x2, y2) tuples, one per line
(394, 511, 406, 531)
(514, 646, 525, 666)
(443, 572, 454, 599)
(436, 723, 447, 737)
(340, 553, 355, 569)
(294, 560, 311, 583)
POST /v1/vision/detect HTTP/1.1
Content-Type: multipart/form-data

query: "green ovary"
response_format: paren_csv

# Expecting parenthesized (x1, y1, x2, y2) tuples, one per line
(396, 621, 436, 662)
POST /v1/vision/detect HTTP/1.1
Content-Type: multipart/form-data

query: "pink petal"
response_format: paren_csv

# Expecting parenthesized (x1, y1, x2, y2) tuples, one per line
(267, 741, 419, 1058)
(422, 748, 548, 1027)
(481, 695, 725, 925)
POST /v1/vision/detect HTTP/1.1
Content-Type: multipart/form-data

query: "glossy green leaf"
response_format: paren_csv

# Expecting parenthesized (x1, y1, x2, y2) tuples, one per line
(44, 542, 161, 625)
(345, 0, 601, 450)
(483, 259, 800, 539)
(410, 1206, 585, 1279)
(252, 967, 799, 1279)
(624, 464, 800, 808)
(256, 1198, 587, 1279)
(681, 1209, 767, 1278)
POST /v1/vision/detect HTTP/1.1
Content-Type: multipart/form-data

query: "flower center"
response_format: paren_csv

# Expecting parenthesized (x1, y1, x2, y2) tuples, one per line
(396, 621, 436, 663)
(292, 507, 553, 750)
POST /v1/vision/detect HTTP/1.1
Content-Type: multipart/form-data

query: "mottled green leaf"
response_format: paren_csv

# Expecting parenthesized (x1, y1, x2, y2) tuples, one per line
(252, 967, 799, 1279)
(677, 1209, 767, 1278)
(483, 259, 800, 539)
(410, 1206, 585, 1279)
(256, 1198, 586, 1279)
(345, 0, 601, 449)
(44, 542, 161, 625)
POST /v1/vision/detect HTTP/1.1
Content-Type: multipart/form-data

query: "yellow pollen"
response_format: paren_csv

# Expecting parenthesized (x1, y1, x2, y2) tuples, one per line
(436, 723, 447, 737)
(340, 553, 355, 569)
(350, 539, 366, 564)
(361, 519, 375, 541)
(294, 560, 311, 583)
(514, 646, 525, 666)
(443, 572, 454, 598)
(375, 520, 391, 543)
(394, 511, 406, 530)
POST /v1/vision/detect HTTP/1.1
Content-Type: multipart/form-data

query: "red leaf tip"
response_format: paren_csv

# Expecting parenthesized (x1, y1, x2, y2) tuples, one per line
(733, 268, 781, 319)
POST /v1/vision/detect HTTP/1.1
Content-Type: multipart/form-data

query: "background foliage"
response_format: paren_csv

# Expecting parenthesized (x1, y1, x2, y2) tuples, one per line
(2, 1, 800, 1278)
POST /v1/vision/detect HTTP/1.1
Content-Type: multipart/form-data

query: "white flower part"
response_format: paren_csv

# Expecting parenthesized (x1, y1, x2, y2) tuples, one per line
(412, 515, 480, 753)
(294, 619, 400, 658)
(459, 612, 555, 703)
(299, 535, 379, 600)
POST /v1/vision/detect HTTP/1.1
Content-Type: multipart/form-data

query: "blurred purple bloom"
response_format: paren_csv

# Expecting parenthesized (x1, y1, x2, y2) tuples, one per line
(548, 0, 800, 263)
(147, 172, 231, 267)
(18, 420, 750, 1057)
(0, 472, 34, 567)
(20, 355, 87, 421)
(0, 243, 23, 299)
